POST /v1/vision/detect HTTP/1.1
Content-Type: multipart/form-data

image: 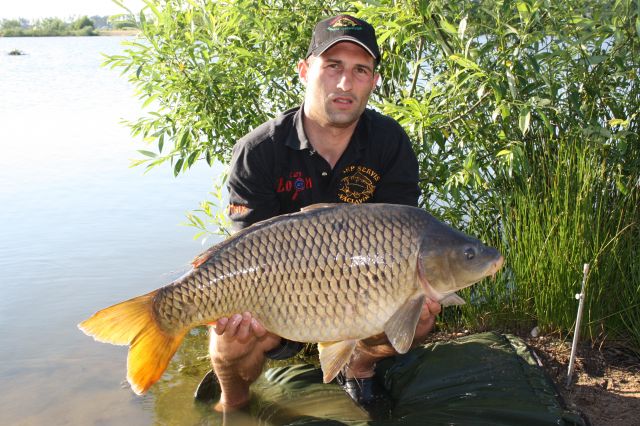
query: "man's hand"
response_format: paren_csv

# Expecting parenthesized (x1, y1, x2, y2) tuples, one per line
(412, 298, 442, 345)
(209, 312, 280, 410)
(210, 312, 281, 364)
(213, 312, 267, 341)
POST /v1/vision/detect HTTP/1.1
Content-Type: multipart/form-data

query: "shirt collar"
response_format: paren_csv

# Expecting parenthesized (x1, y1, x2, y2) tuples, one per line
(285, 104, 371, 153)
(284, 105, 313, 151)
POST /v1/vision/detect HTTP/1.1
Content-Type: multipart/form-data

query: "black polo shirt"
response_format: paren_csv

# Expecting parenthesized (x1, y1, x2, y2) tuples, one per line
(227, 106, 420, 230)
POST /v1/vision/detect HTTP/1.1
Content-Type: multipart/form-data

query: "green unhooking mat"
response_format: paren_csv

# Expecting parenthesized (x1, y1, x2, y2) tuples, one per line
(246, 332, 586, 425)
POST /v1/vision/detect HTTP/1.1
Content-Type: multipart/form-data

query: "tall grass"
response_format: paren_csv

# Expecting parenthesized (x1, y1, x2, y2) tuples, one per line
(453, 133, 639, 349)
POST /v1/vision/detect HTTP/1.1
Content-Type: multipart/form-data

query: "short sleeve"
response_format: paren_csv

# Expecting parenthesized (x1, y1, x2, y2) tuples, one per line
(227, 139, 280, 230)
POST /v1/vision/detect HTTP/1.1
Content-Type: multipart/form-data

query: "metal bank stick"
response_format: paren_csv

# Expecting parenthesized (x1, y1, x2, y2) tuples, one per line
(567, 263, 589, 387)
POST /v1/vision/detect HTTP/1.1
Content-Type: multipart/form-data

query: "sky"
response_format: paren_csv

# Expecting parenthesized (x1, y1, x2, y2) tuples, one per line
(0, 0, 146, 21)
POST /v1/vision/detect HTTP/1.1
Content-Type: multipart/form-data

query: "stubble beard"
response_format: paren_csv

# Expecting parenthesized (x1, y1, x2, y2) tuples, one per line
(321, 97, 367, 129)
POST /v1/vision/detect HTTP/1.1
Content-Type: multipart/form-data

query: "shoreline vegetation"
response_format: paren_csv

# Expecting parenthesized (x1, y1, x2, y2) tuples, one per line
(97, 29, 140, 36)
(0, 15, 138, 38)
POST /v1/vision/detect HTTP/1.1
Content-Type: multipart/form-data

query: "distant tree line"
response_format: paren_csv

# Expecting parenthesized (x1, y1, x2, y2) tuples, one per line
(0, 15, 138, 37)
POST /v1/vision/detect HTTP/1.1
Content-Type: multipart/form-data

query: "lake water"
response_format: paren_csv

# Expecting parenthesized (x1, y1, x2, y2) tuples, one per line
(0, 36, 369, 425)
(0, 36, 221, 424)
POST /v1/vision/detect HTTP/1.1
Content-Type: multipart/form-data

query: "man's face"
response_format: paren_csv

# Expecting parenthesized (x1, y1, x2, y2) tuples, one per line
(298, 42, 379, 128)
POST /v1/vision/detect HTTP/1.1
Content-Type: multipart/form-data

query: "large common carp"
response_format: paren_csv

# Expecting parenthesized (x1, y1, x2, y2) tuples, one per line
(79, 203, 503, 395)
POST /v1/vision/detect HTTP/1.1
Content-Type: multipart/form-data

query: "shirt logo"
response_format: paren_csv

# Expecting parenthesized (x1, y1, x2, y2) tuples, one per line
(338, 165, 379, 204)
(277, 171, 313, 201)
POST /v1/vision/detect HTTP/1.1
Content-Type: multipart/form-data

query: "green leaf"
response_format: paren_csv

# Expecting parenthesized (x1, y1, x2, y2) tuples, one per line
(144, 0, 162, 18)
(515, 1, 531, 22)
(458, 16, 468, 41)
(141, 94, 159, 109)
(138, 149, 157, 157)
(449, 54, 480, 71)
(439, 17, 458, 35)
(537, 110, 554, 136)
(463, 152, 475, 170)
(505, 24, 520, 37)
(519, 108, 531, 136)
(615, 177, 629, 195)
(587, 55, 607, 65)
(173, 158, 184, 177)
(500, 104, 511, 119)
(186, 150, 199, 168)
(178, 131, 190, 149)
(491, 105, 501, 122)
(506, 69, 518, 98)
(536, 98, 551, 107)
(608, 118, 628, 128)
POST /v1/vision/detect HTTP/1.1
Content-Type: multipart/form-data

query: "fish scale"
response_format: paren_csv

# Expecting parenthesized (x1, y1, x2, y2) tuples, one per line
(79, 203, 504, 394)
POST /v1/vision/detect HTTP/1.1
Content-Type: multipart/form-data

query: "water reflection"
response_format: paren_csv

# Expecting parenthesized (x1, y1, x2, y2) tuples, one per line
(151, 328, 369, 425)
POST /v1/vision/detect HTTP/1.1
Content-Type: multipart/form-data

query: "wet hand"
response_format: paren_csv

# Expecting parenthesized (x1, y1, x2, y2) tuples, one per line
(210, 312, 280, 363)
(213, 312, 268, 343)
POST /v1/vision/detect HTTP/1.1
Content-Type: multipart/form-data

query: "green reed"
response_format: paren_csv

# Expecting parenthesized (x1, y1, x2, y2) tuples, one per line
(451, 134, 639, 350)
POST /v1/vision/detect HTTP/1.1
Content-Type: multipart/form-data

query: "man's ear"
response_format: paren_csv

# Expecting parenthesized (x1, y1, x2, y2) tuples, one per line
(297, 59, 309, 86)
(372, 72, 380, 90)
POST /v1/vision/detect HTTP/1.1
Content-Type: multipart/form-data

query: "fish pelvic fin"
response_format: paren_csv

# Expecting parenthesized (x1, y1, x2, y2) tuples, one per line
(384, 293, 425, 354)
(317, 340, 357, 383)
(78, 290, 187, 395)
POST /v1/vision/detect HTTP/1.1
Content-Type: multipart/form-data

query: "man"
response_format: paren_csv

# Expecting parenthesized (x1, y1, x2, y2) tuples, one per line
(198, 14, 442, 414)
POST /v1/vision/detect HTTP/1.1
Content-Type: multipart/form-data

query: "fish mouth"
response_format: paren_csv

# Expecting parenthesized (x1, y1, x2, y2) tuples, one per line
(487, 255, 504, 279)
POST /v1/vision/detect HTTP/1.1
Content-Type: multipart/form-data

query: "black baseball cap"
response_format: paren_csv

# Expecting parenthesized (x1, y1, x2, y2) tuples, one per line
(306, 15, 381, 65)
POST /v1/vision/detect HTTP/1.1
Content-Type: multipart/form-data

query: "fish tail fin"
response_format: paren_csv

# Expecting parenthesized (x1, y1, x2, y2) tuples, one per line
(78, 290, 187, 395)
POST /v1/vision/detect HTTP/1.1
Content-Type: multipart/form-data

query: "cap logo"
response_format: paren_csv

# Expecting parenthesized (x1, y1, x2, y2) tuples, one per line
(328, 16, 362, 31)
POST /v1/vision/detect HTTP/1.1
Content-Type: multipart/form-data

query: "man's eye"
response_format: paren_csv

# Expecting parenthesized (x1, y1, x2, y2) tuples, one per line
(355, 68, 372, 79)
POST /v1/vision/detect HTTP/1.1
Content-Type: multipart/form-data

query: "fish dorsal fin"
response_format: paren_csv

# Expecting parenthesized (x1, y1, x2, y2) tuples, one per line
(191, 246, 218, 268)
(300, 203, 340, 212)
(384, 293, 426, 354)
(317, 340, 357, 383)
(440, 292, 466, 306)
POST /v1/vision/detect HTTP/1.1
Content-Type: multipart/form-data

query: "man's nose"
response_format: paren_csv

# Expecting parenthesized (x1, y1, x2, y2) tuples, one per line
(336, 71, 353, 91)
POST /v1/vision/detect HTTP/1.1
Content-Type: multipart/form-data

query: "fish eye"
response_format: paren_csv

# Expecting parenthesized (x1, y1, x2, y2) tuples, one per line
(464, 247, 476, 260)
